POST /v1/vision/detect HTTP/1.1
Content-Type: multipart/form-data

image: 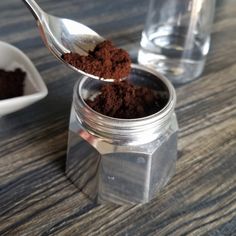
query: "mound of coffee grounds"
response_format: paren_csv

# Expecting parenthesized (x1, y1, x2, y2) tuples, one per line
(62, 40, 131, 81)
(86, 81, 167, 119)
(0, 68, 26, 100)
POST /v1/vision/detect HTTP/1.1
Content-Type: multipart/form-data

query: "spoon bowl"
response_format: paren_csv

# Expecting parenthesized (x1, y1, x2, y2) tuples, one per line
(22, 0, 115, 81)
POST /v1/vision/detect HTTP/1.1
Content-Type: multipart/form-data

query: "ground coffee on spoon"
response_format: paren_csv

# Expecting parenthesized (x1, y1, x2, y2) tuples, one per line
(63, 40, 166, 118)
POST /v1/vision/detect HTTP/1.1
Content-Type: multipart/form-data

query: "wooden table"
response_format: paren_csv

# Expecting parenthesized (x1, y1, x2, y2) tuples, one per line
(0, 0, 236, 235)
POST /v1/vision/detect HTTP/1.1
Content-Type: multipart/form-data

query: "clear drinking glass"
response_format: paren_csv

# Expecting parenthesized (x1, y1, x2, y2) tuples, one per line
(138, 0, 215, 85)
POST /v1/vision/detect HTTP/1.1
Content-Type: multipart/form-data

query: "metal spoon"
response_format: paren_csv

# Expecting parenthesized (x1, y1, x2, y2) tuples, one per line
(22, 0, 114, 81)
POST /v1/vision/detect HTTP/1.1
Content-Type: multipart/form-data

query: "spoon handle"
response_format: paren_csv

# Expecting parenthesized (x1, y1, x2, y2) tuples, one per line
(22, 0, 44, 21)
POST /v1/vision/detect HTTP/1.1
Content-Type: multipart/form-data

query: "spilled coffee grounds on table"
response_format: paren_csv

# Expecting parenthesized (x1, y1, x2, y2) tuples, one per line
(0, 68, 25, 100)
(86, 81, 168, 119)
(62, 40, 131, 81)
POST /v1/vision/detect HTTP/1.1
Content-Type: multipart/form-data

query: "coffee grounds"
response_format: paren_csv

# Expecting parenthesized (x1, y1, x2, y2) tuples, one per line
(0, 68, 26, 100)
(62, 40, 131, 81)
(86, 81, 167, 119)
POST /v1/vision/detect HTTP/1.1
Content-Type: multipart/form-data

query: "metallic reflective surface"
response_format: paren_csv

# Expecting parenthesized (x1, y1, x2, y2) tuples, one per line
(66, 65, 178, 205)
(22, 0, 110, 81)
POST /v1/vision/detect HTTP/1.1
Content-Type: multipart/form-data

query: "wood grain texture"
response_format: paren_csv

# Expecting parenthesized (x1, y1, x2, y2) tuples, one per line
(0, 0, 236, 235)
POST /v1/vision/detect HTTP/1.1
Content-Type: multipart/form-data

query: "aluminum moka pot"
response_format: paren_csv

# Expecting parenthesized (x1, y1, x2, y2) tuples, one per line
(66, 64, 178, 205)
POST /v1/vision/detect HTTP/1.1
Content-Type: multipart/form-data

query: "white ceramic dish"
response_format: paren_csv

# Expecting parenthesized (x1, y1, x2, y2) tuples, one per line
(0, 41, 48, 117)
